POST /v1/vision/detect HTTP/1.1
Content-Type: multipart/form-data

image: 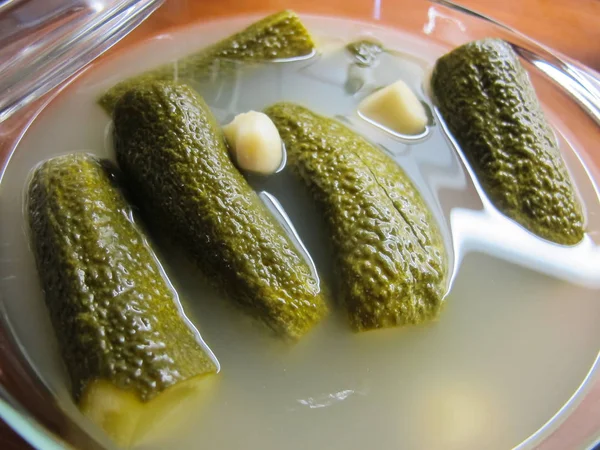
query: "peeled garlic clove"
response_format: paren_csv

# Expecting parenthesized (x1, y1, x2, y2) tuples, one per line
(223, 111, 283, 175)
(358, 80, 428, 136)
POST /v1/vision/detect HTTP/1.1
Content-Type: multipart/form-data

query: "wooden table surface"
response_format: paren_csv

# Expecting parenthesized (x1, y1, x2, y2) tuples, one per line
(462, 0, 600, 71)
(1, 0, 599, 449)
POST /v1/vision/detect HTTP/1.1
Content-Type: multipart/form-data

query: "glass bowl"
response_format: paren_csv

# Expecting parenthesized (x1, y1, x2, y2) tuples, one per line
(0, 1, 599, 449)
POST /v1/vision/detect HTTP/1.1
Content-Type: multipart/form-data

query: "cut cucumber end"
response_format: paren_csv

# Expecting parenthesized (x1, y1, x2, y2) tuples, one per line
(80, 374, 217, 448)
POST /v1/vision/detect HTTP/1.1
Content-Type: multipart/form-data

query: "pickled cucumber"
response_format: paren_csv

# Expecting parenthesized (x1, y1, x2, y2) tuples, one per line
(99, 10, 315, 113)
(346, 39, 383, 67)
(265, 103, 447, 331)
(27, 154, 217, 447)
(113, 82, 327, 339)
(431, 38, 584, 245)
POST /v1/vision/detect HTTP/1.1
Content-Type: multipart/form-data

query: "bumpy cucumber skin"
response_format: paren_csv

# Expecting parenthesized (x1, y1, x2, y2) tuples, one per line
(99, 10, 315, 113)
(28, 154, 216, 402)
(432, 38, 584, 245)
(113, 82, 326, 340)
(265, 103, 447, 332)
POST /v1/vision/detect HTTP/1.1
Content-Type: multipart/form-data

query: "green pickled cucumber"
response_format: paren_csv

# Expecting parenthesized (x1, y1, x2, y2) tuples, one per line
(99, 10, 315, 113)
(113, 81, 327, 339)
(346, 39, 383, 67)
(28, 154, 217, 446)
(431, 38, 584, 245)
(265, 103, 448, 331)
